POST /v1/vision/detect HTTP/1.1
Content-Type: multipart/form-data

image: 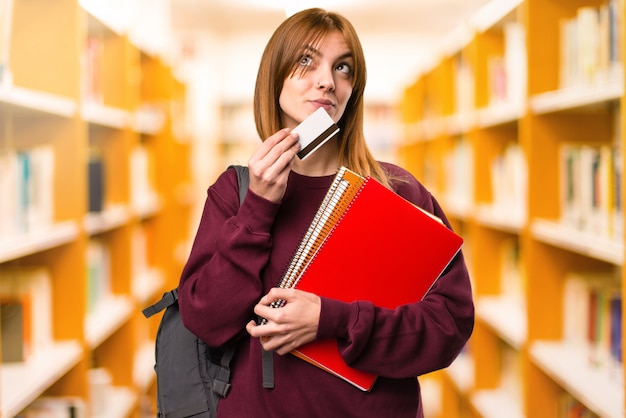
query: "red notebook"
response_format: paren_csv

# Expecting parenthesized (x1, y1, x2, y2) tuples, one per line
(276, 167, 464, 391)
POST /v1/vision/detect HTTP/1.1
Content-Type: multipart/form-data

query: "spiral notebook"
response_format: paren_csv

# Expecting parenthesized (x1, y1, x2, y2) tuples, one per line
(275, 167, 464, 391)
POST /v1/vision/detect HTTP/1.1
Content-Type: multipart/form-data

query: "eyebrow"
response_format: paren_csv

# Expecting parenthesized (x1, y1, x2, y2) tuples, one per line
(303, 45, 353, 61)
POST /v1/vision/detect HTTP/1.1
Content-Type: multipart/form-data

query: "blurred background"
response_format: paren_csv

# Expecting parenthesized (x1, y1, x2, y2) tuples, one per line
(164, 0, 492, 203)
(1, 1, 624, 417)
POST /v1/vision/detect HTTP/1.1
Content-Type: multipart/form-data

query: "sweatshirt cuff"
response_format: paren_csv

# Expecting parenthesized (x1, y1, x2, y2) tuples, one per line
(237, 188, 280, 233)
(317, 297, 353, 340)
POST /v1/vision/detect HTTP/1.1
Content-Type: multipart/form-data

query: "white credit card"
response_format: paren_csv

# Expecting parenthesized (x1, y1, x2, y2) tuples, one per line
(293, 107, 340, 160)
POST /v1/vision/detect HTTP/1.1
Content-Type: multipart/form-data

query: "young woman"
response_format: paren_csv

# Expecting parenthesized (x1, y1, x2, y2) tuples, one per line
(178, 8, 474, 417)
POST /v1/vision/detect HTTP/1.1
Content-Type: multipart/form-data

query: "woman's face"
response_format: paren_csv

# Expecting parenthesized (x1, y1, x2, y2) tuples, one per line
(279, 31, 354, 129)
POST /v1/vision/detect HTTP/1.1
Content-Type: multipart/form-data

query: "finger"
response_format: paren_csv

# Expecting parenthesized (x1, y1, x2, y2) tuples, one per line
(258, 292, 272, 306)
(261, 134, 299, 174)
(247, 319, 274, 340)
(265, 287, 294, 302)
(250, 129, 295, 165)
(248, 137, 299, 191)
(254, 303, 276, 322)
(245, 319, 258, 336)
(258, 128, 292, 152)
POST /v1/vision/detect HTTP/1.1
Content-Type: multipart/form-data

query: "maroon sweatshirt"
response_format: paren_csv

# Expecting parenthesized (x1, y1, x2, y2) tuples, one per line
(178, 162, 474, 418)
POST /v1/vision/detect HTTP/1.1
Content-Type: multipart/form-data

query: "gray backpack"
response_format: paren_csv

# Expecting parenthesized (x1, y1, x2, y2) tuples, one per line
(143, 165, 272, 418)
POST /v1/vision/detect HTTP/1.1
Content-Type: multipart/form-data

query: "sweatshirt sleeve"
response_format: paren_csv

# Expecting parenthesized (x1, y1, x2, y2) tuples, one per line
(178, 168, 280, 347)
(316, 164, 475, 378)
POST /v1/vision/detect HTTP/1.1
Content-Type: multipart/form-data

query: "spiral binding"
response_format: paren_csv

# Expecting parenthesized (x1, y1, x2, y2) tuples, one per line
(261, 167, 366, 323)
(278, 167, 350, 291)
(289, 174, 368, 291)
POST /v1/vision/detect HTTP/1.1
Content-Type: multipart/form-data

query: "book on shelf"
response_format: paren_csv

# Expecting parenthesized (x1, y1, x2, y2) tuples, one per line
(588, 280, 622, 372)
(86, 238, 111, 314)
(0, 267, 53, 362)
(0, 146, 55, 239)
(499, 238, 525, 304)
(558, 392, 601, 418)
(82, 35, 103, 104)
(0, 151, 15, 238)
(272, 166, 464, 391)
(487, 56, 507, 106)
(611, 108, 623, 241)
(487, 21, 527, 108)
(88, 152, 105, 213)
(559, 142, 621, 241)
(0, 0, 13, 86)
(1, 299, 27, 362)
(559, 1, 623, 88)
(130, 144, 159, 213)
(489, 142, 527, 222)
(503, 21, 527, 108)
(454, 52, 474, 115)
(609, 291, 622, 371)
(608, 0, 624, 70)
(562, 270, 622, 376)
(443, 135, 473, 212)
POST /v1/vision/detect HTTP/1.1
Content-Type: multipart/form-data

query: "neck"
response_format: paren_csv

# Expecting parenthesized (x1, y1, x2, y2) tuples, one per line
(291, 139, 340, 177)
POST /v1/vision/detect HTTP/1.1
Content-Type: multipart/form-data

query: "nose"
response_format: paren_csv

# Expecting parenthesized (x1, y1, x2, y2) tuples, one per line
(316, 68, 335, 92)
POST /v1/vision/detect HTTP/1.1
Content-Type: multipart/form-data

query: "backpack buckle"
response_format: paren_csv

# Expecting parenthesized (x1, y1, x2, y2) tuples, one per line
(212, 380, 232, 398)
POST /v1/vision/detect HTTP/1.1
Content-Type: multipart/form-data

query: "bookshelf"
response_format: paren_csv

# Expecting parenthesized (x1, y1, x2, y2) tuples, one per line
(399, 0, 625, 417)
(0, 1, 191, 417)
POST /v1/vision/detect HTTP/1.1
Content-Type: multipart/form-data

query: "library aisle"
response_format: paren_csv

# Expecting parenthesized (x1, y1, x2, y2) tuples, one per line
(399, 0, 625, 417)
(1, 0, 625, 417)
(1, 0, 190, 416)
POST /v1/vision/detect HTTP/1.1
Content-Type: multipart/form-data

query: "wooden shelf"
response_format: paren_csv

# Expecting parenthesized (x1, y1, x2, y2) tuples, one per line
(132, 269, 165, 311)
(475, 296, 526, 349)
(531, 219, 623, 265)
(530, 81, 623, 115)
(398, 1, 625, 417)
(474, 204, 525, 234)
(132, 194, 163, 219)
(476, 102, 523, 128)
(471, 389, 525, 418)
(85, 296, 134, 349)
(530, 341, 624, 418)
(468, 0, 524, 32)
(0, 2, 191, 414)
(81, 102, 131, 129)
(0, 84, 77, 117)
(132, 107, 166, 135)
(84, 205, 133, 236)
(1, 341, 83, 418)
(442, 194, 473, 220)
(0, 221, 80, 263)
(95, 386, 137, 418)
(445, 112, 477, 136)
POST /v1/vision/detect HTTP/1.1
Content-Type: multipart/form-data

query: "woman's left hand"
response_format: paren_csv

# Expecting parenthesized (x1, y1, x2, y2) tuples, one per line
(246, 288, 321, 355)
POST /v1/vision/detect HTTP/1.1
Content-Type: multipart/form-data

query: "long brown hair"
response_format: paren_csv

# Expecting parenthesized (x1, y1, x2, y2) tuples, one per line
(253, 8, 390, 186)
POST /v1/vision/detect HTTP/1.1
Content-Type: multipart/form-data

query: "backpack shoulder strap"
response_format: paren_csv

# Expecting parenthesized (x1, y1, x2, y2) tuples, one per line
(142, 288, 178, 318)
(229, 165, 274, 389)
(229, 164, 249, 204)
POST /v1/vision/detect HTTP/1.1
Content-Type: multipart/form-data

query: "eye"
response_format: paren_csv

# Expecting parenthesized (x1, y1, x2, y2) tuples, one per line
(336, 62, 353, 75)
(299, 55, 314, 67)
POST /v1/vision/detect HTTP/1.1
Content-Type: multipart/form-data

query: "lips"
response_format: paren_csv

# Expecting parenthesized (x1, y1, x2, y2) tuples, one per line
(312, 99, 333, 106)
(310, 99, 334, 111)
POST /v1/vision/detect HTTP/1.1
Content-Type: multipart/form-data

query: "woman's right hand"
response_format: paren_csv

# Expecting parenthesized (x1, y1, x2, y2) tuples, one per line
(248, 128, 300, 203)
